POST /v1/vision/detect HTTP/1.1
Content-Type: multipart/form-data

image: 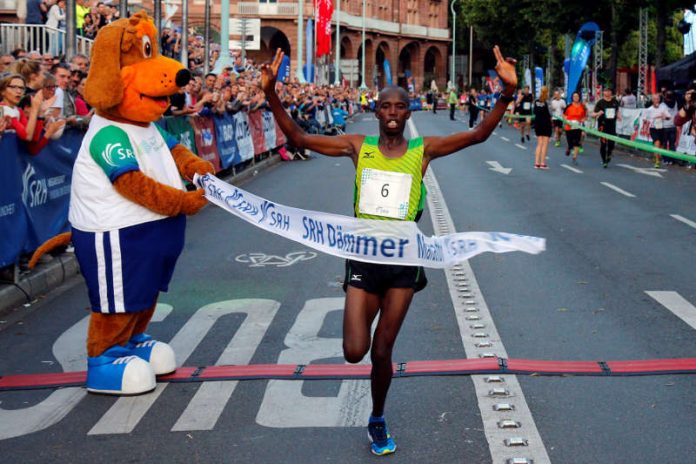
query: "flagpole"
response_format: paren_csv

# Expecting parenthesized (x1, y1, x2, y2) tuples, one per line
(359, 0, 367, 90)
(334, 0, 341, 85)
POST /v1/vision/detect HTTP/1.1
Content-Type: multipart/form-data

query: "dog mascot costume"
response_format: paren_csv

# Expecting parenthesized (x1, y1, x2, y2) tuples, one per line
(36, 12, 214, 395)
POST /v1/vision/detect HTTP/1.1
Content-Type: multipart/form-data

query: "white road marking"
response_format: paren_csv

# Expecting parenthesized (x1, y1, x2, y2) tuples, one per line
(256, 298, 372, 428)
(617, 163, 666, 178)
(561, 164, 583, 174)
(0, 304, 174, 441)
(501, 136, 510, 142)
(410, 118, 550, 463)
(646, 291, 696, 330)
(486, 161, 512, 175)
(493, 131, 498, 136)
(515, 143, 528, 150)
(670, 214, 696, 230)
(89, 299, 280, 435)
(600, 182, 636, 198)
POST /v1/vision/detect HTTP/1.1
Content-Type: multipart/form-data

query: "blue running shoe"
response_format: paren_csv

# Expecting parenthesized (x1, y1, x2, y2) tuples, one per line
(87, 345, 155, 395)
(127, 333, 176, 375)
(367, 417, 396, 456)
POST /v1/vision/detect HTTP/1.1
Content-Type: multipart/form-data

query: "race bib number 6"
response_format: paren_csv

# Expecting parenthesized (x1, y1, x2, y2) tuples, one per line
(358, 168, 412, 219)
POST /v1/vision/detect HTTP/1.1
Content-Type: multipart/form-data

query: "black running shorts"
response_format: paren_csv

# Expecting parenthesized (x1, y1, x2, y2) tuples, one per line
(343, 260, 427, 296)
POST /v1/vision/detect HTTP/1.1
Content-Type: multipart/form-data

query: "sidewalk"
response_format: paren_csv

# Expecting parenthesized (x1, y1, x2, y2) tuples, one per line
(0, 153, 282, 317)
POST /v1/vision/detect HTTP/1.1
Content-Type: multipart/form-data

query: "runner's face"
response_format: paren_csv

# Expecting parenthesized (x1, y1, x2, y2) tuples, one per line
(376, 93, 410, 136)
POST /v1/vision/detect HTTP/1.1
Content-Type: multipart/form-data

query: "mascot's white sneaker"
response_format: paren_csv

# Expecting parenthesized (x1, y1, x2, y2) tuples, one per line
(87, 345, 156, 395)
(127, 333, 176, 375)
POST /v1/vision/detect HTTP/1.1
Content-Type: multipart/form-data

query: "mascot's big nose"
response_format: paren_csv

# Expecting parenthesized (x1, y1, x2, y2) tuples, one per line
(176, 69, 191, 87)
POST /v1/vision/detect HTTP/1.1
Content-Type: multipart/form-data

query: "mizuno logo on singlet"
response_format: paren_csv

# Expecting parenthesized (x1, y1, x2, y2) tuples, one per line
(363, 152, 374, 158)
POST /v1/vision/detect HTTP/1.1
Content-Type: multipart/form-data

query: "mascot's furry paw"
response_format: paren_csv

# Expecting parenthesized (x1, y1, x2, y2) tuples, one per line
(180, 189, 208, 215)
(87, 345, 156, 395)
(127, 333, 176, 375)
(171, 144, 215, 180)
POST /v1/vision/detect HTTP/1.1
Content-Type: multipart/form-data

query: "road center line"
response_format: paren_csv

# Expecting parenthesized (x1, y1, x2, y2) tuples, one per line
(561, 164, 583, 174)
(601, 182, 636, 198)
(515, 143, 527, 150)
(646, 291, 696, 330)
(501, 136, 510, 142)
(670, 214, 696, 230)
(409, 118, 550, 463)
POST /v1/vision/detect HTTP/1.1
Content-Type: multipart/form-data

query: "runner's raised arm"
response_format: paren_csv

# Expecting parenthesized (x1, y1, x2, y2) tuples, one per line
(261, 49, 363, 161)
(423, 46, 517, 162)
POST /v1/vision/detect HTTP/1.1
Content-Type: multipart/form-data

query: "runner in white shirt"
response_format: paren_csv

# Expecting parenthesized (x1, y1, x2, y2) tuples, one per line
(549, 90, 566, 147)
(642, 94, 671, 168)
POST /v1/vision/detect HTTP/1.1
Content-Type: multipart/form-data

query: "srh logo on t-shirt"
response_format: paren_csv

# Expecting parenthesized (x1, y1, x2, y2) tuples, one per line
(101, 142, 135, 167)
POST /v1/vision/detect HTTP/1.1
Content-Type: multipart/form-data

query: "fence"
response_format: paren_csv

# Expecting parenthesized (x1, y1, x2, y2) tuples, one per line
(0, 109, 287, 269)
(0, 23, 94, 57)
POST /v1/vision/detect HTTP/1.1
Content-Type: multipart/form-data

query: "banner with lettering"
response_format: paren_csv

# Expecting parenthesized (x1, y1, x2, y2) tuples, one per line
(233, 112, 254, 162)
(190, 115, 222, 172)
(248, 110, 267, 156)
(165, 116, 197, 154)
(196, 174, 546, 268)
(214, 113, 240, 169)
(19, 129, 79, 251)
(0, 135, 28, 266)
(262, 110, 277, 151)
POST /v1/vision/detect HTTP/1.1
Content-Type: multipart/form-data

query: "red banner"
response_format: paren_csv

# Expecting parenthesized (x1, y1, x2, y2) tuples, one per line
(190, 115, 222, 172)
(247, 110, 267, 156)
(315, 0, 333, 57)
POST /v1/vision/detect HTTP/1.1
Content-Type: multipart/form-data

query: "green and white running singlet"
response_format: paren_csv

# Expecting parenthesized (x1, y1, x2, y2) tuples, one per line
(354, 135, 426, 222)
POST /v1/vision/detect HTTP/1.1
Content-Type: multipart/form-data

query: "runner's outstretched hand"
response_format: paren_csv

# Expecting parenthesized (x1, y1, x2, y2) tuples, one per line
(493, 46, 517, 94)
(261, 48, 284, 95)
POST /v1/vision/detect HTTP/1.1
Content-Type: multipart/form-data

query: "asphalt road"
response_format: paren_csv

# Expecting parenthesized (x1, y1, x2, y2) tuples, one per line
(2, 111, 696, 463)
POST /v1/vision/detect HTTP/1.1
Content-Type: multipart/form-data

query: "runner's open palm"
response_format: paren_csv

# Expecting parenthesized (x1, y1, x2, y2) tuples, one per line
(493, 46, 517, 91)
(261, 48, 284, 94)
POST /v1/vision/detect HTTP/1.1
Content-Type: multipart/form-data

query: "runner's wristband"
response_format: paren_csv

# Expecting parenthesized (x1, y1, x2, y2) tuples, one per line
(499, 94, 515, 104)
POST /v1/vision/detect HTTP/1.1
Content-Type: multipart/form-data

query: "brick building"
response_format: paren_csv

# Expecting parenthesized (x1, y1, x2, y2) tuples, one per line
(0, 0, 451, 89)
(149, 0, 451, 90)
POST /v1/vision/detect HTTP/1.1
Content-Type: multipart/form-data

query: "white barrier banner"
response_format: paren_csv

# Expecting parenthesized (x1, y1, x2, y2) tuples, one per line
(195, 174, 546, 268)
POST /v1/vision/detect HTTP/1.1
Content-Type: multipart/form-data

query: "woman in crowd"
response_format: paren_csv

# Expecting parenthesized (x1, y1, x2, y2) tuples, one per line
(467, 88, 479, 129)
(9, 59, 44, 103)
(0, 74, 43, 142)
(643, 94, 671, 168)
(563, 91, 586, 165)
(533, 85, 552, 169)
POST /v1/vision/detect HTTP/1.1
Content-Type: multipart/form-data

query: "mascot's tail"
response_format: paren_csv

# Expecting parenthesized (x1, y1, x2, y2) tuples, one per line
(28, 232, 73, 269)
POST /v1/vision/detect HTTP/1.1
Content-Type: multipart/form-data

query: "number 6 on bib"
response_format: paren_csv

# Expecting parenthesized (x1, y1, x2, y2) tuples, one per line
(358, 168, 413, 220)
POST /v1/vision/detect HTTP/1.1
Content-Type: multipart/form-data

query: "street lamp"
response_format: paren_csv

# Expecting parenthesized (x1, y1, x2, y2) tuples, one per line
(213, 0, 232, 72)
(359, 0, 367, 90)
(296, 0, 307, 83)
(450, 0, 456, 88)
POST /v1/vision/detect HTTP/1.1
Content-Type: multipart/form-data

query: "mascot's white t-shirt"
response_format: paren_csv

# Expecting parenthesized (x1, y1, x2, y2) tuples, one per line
(69, 114, 185, 232)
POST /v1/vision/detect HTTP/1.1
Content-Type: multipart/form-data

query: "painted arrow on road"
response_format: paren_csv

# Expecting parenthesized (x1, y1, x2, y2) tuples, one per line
(486, 161, 512, 175)
(617, 163, 666, 178)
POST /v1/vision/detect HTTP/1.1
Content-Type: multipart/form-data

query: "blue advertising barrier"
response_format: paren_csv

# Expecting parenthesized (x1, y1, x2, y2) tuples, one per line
(1, 110, 293, 268)
(214, 113, 240, 169)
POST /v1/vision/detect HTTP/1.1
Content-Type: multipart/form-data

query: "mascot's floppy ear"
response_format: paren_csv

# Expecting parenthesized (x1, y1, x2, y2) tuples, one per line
(84, 23, 124, 110)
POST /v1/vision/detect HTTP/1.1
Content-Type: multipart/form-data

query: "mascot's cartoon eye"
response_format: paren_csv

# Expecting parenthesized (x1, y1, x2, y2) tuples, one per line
(142, 35, 152, 58)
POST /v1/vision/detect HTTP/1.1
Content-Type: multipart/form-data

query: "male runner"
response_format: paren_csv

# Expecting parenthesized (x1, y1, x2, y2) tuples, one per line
(550, 90, 566, 147)
(517, 85, 533, 143)
(261, 46, 517, 456)
(591, 87, 621, 168)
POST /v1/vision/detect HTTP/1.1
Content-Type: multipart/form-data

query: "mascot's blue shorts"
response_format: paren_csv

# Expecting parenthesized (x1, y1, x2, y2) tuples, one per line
(72, 216, 186, 314)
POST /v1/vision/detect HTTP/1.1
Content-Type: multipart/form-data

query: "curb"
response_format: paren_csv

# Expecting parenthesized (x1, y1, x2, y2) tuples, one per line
(0, 153, 282, 317)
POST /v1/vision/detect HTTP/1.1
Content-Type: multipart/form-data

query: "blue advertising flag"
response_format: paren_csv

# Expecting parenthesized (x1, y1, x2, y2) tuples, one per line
(305, 18, 314, 83)
(567, 22, 599, 103)
(535, 67, 544, 98)
(383, 59, 393, 86)
(277, 55, 291, 82)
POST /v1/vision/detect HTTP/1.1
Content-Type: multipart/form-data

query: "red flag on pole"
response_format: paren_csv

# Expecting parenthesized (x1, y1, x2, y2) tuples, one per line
(315, 0, 334, 57)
